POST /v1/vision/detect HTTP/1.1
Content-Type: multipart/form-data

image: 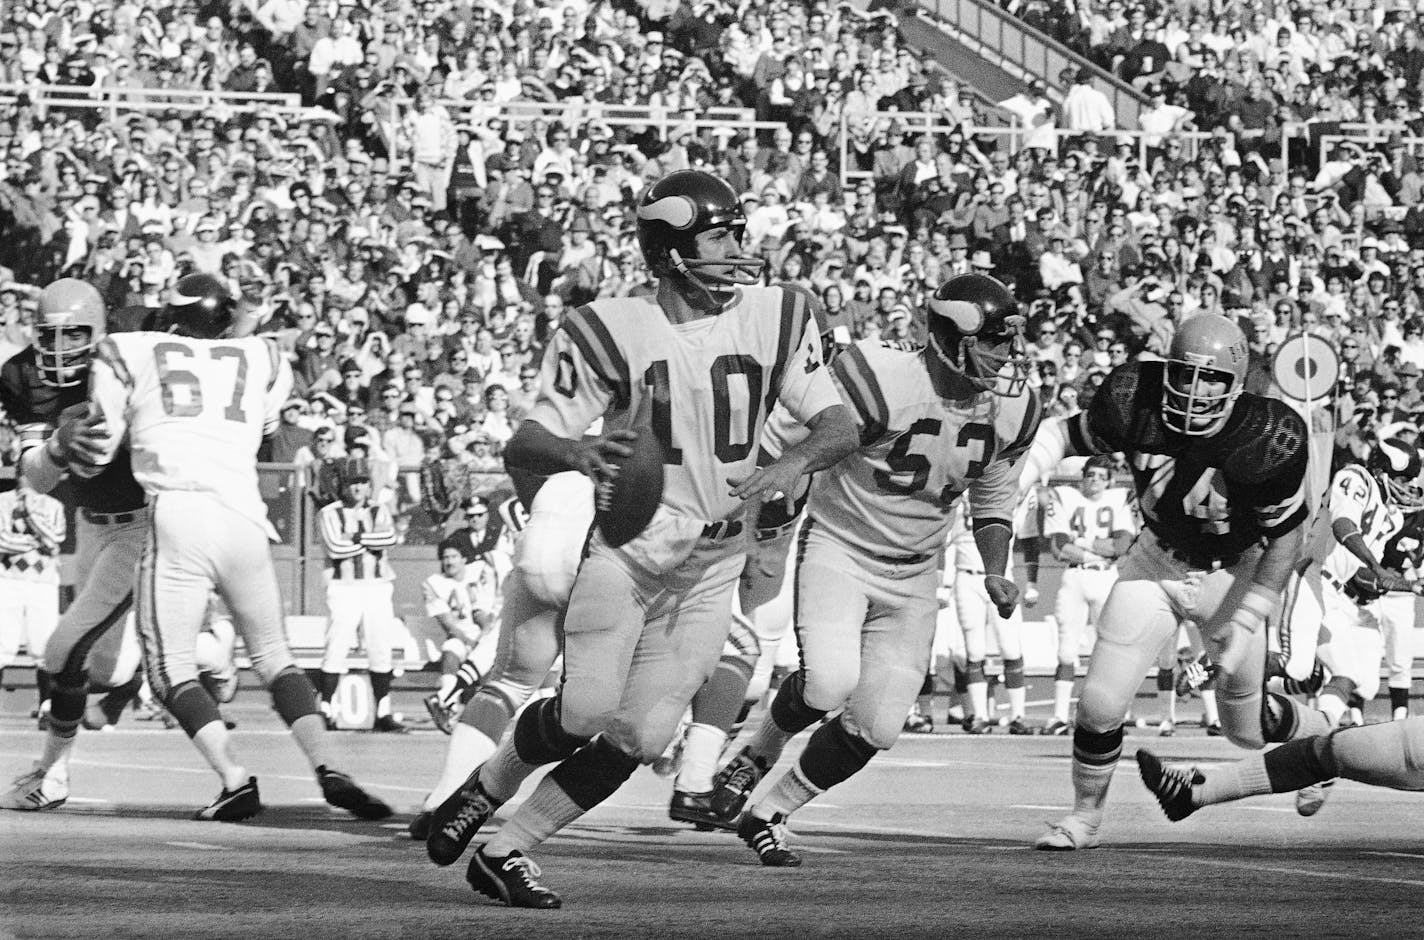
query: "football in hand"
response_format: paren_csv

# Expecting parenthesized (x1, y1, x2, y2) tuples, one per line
(596, 427, 665, 549)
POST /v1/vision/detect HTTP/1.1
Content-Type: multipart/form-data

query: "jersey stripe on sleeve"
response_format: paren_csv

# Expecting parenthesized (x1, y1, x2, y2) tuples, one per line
(1001, 390, 1043, 463)
(831, 343, 890, 442)
(763, 286, 808, 416)
(565, 306, 631, 410)
(94, 337, 134, 389)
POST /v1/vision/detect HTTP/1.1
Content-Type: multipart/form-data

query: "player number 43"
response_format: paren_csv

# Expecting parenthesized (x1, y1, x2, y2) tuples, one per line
(153, 341, 249, 421)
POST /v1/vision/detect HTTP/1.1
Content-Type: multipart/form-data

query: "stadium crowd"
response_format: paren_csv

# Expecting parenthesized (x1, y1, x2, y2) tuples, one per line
(0, 0, 1421, 533)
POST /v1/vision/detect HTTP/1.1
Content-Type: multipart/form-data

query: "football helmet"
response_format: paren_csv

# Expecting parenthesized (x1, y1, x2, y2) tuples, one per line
(35, 278, 106, 388)
(636, 170, 765, 301)
(1367, 438, 1424, 510)
(162, 273, 237, 339)
(1161, 313, 1249, 436)
(925, 273, 1030, 396)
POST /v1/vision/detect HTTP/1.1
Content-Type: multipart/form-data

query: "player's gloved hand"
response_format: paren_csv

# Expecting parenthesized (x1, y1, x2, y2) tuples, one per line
(984, 574, 1019, 618)
(570, 429, 639, 483)
(49, 402, 109, 467)
(1215, 584, 1276, 677)
(1022, 584, 1040, 609)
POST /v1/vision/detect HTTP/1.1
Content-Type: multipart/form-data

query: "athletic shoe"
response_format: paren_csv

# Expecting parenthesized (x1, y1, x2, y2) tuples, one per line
(0, 768, 69, 811)
(1042, 718, 1071, 736)
(317, 766, 392, 820)
(962, 717, 993, 735)
(904, 713, 934, 734)
(466, 846, 562, 909)
(1007, 718, 1033, 736)
(195, 776, 261, 822)
(710, 748, 765, 821)
(1135, 750, 1201, 822)
(946, 704, 966, 725)
(1205, 722, 1224, 737)
(1158, 720, 1174, 737)
(428, 773, 503, 866)
(425, 694, 458, 735)
(1395, 707, 1410, 722)
(1033, 814, 1101, 851)
(373, 714, 408, 734)
(737, 811, 802, 867)
(1295, 780, 1335, 818)
(408, 811, 432, 841)
(669, 789, 736, 832)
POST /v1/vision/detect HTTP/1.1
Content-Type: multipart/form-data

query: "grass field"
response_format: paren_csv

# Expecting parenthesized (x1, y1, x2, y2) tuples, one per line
(1, 686, 1421, 940)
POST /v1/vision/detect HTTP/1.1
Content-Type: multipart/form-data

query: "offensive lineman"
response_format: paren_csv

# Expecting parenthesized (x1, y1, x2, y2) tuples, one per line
(1016, 313, 1321, 851)
(423, 170, 857, 908)
(709, 273, 1038, 866)
(71, 273, 390, 822)
(0, 280, 152, 812)
(1042, 455, 1135, 735)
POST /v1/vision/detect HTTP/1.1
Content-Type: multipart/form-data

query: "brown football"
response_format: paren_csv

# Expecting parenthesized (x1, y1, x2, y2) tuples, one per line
(596, 427, 666, 548)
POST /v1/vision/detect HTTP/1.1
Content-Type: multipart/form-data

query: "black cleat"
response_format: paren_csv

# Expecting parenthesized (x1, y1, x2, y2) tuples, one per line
(710, 748, 765, 822)
(669, 789, 737, 831)
(1135, 750, 1202, 822)
(963, 717, 993, 735)
(467, 847, 562, 909)
(408, 811, 432, 841)
(373, 714, 409, 733)
(424, 694, 457, 735)
(1042, 718, 1072, 736)
(428, 773, 502, 866)
(195, 776, 261, 822)
(318, 766, 393, 820)
(738, 811, 802, 867)
(1008, 718, 1034, 735)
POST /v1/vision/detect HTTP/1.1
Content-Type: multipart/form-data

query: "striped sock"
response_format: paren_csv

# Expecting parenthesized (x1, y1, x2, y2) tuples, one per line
(484, 775, 583, 857)
(1198, 752, 1273, 807)
(753, 765, 822, 821)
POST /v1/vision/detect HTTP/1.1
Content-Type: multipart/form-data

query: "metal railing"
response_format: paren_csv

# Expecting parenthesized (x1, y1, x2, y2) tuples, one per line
(908, 0, 1147, 129)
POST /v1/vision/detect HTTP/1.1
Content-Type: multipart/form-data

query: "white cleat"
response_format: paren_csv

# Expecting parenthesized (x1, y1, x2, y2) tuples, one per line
(0, 768, 69, 811)
(1034, 814, 1100, 851)
(1295, 780, 1334, 818)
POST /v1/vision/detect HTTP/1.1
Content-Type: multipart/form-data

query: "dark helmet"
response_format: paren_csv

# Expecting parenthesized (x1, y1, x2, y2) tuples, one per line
(336, 457, 372, 490)
(635, 170, 764, 299)
(1161, 313, 1249, 436)
(1367, 438, 1424, 510)
(925, 273, 1030, 396)
(162, 273, 237, 339)
(34, 278, 106, 388)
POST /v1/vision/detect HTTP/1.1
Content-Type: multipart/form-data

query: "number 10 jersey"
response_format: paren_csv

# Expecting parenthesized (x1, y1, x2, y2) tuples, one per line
(529, 287, 841, 525)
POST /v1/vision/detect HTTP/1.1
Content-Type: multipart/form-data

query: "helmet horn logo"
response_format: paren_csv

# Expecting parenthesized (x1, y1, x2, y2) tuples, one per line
(637, 195, 698, 230)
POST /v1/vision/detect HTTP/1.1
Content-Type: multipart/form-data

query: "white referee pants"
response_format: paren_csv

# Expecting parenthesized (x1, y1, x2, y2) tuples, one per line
(322, 579, 396, 674)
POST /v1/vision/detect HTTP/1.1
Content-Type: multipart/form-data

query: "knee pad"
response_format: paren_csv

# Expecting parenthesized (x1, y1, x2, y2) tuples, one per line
(1260, 691, 1307, 745)
(769, 670, 827, 735)
(546, 735, 639, 811)
(1072, 724, 1123, 766)
(1002, 658, 1025, 690)
(799, 716, 879, 790)
(1156, 669, 1175, 693)
(1054, 662, 1076, 682)
(952, 665, 969, 694)
(513, 694, 589, 766)
(270, 667, 320, 726)
(167, 680, 224, 738)
(965, 660, 986, 685)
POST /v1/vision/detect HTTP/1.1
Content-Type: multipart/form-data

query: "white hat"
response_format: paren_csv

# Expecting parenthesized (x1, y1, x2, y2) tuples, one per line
(404, 302, 432, 325)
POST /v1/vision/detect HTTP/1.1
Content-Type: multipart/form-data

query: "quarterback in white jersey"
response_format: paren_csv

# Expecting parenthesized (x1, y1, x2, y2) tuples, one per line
(1043, 455, 1136, 734)
(1284, 441, 1422, 727)
(710, 273, 1038, 867)
(78, 274, 389, 823)
(423, 171, 855, 908)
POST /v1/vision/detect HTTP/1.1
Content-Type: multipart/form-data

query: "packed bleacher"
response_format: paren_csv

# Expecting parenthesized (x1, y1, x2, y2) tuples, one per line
(0, 0, 1420, 535)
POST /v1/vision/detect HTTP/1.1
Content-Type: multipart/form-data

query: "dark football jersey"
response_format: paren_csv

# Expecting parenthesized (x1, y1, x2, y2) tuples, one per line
(1066, 360, 1308, 565)
(1378, 509, 1424, 576)
(0, 348, 146, 514)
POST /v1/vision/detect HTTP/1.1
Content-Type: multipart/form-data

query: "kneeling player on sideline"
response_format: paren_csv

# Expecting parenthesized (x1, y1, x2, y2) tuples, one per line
(1356, 503, 1424, 721)
(420, 538, 501, 733)
(1137, 718, 1424, 821)
(709, 273, 1039, 866)
(1015, 313, 1325, 851)
(73, 274, 390, 822)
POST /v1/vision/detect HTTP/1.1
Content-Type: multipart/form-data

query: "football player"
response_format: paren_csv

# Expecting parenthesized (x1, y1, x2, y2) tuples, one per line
(1042, 455, 1135, 735)
(72, 273, 391, 823)
(708, 273, 1039, 866)
(1357, 500, 1424, 721)
(408, 470, 593, 841)
(0, 480, 65, 723)
(423, 170, 857, 907)
(419, 537, 501, 733)
(0, 280, 152, 813)
(1016, 313, 1320, 851)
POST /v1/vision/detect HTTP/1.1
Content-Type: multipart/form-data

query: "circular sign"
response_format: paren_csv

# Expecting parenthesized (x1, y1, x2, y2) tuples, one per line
(1272, 333, 1339, 403)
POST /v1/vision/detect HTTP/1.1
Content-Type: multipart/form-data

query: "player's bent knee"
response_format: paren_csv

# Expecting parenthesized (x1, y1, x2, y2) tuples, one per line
(547, 736, 639, 810)
(269, 667, 320, 726)
(514, 694, 590, 766)
(770, 670, 827, 734)
(799, 665, 858, 715)
(167, 680, 225, 737)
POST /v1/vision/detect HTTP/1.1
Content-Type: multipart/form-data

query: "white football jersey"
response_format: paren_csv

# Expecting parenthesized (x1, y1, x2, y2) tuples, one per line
(1311, 464, 1403, 584)
(809, 340, 1040, 558)
(423, 559, 500, 631)
(1043, 486, 1136, 543)
(89, 332, 291, 538)
(529, 287, 839, 524)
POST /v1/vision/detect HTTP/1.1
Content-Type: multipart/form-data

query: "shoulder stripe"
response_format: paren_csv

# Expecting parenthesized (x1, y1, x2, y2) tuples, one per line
(263, 337, 282, 391)
(94, 337, 134, 390)
(1004, 390, 1043, 461)
(833, 343, 890, 439)
(763, 286, 808, 417)
(565, 306, 631, 410)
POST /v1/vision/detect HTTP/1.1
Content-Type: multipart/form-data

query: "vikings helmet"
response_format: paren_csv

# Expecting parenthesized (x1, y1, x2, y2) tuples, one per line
(636, 170, 765, 299)
(1367, 438, 1424, 510)
(925, 273, 1030, 395)
(1161, 313, 1249, 436)
(35, 278, 106, 388)
(162, 273, 238, 339)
